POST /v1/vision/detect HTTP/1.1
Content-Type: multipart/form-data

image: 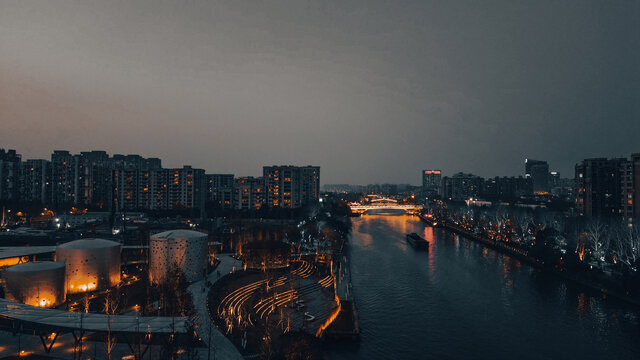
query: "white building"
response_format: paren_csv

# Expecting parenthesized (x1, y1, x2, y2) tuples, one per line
(149, 230, 208, 284)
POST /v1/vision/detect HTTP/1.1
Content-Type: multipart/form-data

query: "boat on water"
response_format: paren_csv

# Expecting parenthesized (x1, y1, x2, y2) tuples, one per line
(406, 233, 429, 250)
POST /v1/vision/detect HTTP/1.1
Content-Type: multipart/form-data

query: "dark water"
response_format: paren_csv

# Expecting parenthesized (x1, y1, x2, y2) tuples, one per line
(326, 215, 640, 360)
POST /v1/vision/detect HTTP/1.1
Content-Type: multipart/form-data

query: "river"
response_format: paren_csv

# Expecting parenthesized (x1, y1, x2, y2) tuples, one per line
(325, 215, 640, 360)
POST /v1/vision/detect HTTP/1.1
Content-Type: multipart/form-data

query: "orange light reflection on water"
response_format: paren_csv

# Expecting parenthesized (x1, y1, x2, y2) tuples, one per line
(576, 292, 588, 319)
(423, 226, 437, 279)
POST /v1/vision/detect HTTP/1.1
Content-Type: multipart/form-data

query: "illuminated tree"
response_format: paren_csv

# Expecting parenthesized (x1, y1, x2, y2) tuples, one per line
(104, 316, 116, 360)
(513, 211, 534, 245)
(103, 289, 120, 360)
(586, 220, 608, 263)
(83, 292, 90, 313)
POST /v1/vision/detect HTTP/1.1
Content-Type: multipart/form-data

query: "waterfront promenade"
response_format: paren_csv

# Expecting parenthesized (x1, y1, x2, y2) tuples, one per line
(188, 254, 244, 360)
(323, 235, 360, 340)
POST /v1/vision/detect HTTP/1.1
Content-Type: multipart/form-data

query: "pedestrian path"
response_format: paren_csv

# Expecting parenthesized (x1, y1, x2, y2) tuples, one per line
(188, 254, 244, 360)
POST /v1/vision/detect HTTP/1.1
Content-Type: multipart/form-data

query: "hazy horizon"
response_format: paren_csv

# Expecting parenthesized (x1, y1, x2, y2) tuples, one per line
(1, 1, 638, 184)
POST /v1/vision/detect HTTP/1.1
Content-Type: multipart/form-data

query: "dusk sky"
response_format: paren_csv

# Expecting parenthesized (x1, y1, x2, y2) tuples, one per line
(1, 0, 638, 184)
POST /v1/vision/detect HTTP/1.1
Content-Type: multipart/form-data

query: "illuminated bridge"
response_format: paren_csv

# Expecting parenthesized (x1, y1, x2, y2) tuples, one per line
(348, 198, 421, 214)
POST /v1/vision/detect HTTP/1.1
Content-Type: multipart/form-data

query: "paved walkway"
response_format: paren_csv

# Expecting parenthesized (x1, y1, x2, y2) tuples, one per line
(188, 254, 244, 360)
(335, 252, 352, 301)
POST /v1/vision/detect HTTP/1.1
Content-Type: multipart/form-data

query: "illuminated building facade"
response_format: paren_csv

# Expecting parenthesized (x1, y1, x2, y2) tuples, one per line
(79, 151, 113, 209)
(441, 172, 484, 201)
(301, 166, 321, 204)
(483, 176, 532, 200)
(50, 150, 83, 207)
(33, 150, 162, 210)
(621, 154, 640, 222)
(137, 169, 168, 210)
(6, 148, 327, 214)
(422, 169, 441, 197)
(113, 166, 205, 211)
(233, 176, 264, 210)
(166, 166, 205, 210)
(3, 261, 66, 307)
(149, 230, 208, 284)
(56, 238, 121, 294)
(575, 157, 626, 218)
(113, 168, 139, 210)
(206, 174, 234, 209)
(263, 165, 320, 208)
(21, 159, 51, 204)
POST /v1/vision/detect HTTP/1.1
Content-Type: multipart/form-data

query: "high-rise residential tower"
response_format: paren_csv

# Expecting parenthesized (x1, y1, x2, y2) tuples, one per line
(575, 158, 626, 218)
(0, 149, 22, 202)
(422, 170, 441, 197)
(205, 174, 235, 209)
(263, 165, 320, 208)
(525, 159, 549, 194)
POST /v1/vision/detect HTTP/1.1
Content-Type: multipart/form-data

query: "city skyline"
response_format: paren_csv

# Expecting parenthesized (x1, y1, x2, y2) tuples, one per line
(2, 1, 638, 184)
(0, 147, 576, 186)
(0, 146, 621, 187)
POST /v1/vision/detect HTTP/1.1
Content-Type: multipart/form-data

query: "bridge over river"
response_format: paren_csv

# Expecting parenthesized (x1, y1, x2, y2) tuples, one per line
(348, 198, 421, 214)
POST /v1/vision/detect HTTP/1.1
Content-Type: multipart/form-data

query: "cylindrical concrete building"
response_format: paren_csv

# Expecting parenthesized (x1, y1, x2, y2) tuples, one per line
(4, 261, 66, 307)
(56, 238, 121, 294)
(149, 230, 208, 284)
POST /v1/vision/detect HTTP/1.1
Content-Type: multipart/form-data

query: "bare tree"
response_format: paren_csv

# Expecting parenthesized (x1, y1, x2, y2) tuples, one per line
(513, 211, 534, 245)
(547, 214, 567, 250)
(103, 289, 120, 360)
(104, 288, 120, 314)
(83, 292, 90, 313)
(608, 222, 628, 265)
(493, 207, 508, 233)
(616, 221, 640, 266)
(586, 219, 608, 263)
(105, 316, 116, 360)
(630, 221, 640, 265)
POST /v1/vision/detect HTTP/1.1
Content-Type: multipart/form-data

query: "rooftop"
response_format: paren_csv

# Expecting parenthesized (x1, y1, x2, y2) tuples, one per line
(57, 238, 121, 250)
(151, 229, 207, 240)
(0, 246, 55, 260)
(6, 261, 64, 272)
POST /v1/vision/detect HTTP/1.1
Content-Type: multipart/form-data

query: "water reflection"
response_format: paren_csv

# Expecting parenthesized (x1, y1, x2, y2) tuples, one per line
(422, 226, 436, 281)
(327, 215, 640, 360)
(502, 256, 522, 287)
(577, 292, 588, 318)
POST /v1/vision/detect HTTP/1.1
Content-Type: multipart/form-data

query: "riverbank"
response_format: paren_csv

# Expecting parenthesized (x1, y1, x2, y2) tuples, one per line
(418, 214, 640, 308)
(324, 233, 360, 341)
(419, 214, 541, 267)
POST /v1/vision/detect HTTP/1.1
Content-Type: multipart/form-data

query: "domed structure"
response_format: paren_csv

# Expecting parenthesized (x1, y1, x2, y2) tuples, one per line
(56, 238, 121, 293)
(149, 230, 208, 284)
(4, 261, 66, 307)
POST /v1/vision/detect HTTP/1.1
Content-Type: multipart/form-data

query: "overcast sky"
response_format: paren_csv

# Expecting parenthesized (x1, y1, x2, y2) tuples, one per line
(1, 1, 638, 184)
